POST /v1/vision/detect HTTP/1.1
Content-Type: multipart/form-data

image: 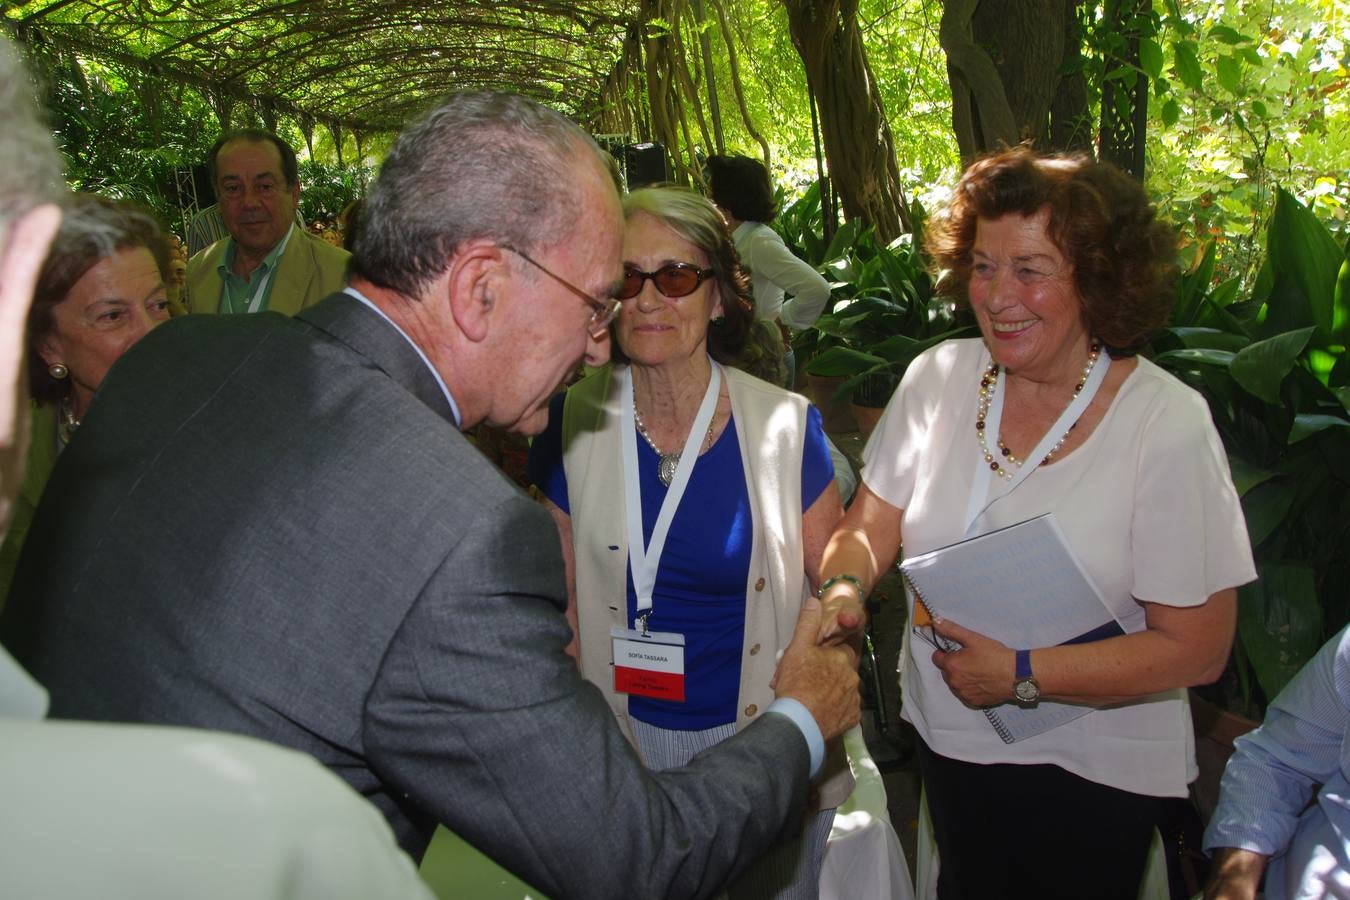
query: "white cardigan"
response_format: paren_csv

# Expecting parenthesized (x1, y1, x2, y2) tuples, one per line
(561, 363, 850, 806)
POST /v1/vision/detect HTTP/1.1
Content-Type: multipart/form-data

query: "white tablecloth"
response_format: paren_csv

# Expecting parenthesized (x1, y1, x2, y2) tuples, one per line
(821, 727, 914, 900)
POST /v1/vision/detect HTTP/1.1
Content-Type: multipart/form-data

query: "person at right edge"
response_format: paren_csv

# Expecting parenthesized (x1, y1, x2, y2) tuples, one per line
(815, 146, 1257, 898)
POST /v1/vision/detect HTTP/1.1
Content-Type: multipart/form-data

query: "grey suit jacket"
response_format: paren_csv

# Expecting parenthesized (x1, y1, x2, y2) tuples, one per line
(0, 294, 810, 900)
(185, 228, 349, 315)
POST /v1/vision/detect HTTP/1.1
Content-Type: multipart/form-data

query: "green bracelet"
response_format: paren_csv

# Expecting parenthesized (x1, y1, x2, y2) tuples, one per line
(816, 573, 864, 601)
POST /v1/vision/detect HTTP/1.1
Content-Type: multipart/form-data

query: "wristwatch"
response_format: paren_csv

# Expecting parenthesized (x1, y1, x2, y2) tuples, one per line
(1013, 649, 1040, 707)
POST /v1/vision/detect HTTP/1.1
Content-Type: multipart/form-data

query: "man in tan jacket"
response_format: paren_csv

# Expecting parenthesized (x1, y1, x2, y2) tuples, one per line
(186, 129, 348, 316)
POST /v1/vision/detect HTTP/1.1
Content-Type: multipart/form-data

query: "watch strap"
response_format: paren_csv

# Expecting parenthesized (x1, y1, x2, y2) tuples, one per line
(1015, 648, 1033, 680)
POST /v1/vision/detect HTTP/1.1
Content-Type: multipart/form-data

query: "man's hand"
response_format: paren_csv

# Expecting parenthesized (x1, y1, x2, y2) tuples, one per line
(1203, 848, 1267, 900)
(931, 617, 1016, 708)
(773, 594, 861, 742)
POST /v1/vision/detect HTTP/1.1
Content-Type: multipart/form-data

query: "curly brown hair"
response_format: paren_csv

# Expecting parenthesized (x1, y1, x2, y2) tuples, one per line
(611, 186, 754, 366)
(925, 146, 1178, 356)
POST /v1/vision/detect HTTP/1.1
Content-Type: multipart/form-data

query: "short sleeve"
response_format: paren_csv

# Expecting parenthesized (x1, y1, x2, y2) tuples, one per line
(525, 393, 570, 513)
(1131, 383, 1256, 606)
(860, 344, 946, 512)
(800, 404, 834, 508)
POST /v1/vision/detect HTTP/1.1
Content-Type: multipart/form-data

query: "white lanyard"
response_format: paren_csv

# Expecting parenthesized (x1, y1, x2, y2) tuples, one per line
(961, 349, 1110, 538)
(619, 361, 722, 630)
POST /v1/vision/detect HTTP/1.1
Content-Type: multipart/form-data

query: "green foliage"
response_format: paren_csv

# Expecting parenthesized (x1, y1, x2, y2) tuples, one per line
(297, 160, 370, 228)
(40, 53, 216, 233)
(1143, 0, 1350, 286)
(1150, 190, 1350, 710)
(778, 186, 977, 405)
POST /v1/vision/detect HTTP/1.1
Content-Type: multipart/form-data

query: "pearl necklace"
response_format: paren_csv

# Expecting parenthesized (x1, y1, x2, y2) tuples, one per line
(975, 342, 1102, 481)
(633, 402, 715, 487)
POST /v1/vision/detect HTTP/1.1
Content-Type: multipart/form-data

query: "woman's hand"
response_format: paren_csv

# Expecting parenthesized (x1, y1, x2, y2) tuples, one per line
(931, 617, 1016, 708)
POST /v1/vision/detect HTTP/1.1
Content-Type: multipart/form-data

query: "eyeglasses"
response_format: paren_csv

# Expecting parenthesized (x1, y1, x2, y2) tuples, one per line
(619, 263, 715, 301)
(503, 245, 622, 340)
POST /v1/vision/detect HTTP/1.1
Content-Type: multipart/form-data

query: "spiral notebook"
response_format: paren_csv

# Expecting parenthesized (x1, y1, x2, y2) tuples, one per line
(901, 513, 1127, 743)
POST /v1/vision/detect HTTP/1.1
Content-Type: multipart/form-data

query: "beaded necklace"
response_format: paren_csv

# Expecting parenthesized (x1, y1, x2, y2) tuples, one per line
(975, 341, 1102, 481)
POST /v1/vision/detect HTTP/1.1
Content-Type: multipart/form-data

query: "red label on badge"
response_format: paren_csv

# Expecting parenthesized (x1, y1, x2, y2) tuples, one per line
(614, 666, 686, 701)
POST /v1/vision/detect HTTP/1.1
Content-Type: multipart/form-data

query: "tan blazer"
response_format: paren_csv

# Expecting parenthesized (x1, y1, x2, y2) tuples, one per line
(185, 228, 349, 316)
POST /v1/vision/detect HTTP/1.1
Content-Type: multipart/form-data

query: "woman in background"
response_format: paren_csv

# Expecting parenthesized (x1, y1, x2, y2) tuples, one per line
(0, 194, 171, 605)
(705, 154, 831, 385)
(529, 186, 848, 899)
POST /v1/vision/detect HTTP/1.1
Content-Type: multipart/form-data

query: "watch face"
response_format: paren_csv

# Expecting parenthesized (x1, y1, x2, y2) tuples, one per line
(1014, 679, 1040, 703)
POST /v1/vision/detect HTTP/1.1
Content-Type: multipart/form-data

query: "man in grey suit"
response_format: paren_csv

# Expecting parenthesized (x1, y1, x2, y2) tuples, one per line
(1, 91, 862, 899)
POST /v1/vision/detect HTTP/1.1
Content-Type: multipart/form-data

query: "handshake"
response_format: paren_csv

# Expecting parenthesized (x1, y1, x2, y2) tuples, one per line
(772, 591, 867, 742)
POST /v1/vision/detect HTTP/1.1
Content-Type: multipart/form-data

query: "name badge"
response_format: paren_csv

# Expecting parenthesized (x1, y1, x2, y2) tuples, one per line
(611, 627, 686, 702)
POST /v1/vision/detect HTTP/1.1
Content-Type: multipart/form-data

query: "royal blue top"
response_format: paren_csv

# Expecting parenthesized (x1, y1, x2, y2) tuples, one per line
(527, 392, 834, 730)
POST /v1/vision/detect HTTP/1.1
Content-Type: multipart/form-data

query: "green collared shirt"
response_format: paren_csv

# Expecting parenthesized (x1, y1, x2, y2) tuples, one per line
(216, 224, 295, 314)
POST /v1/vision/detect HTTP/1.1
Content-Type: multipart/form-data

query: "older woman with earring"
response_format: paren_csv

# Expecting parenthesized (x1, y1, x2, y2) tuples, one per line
(528, 186, 850, 899)
(0, 194, 171, 606)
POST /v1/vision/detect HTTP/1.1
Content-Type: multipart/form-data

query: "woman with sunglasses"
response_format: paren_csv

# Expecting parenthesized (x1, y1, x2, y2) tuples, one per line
(527, 186, 848, 899)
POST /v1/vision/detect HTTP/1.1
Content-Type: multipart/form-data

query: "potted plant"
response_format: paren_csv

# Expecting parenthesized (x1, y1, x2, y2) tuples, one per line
(1148, 188, 1350, 721)
(799, 214, 978, 437)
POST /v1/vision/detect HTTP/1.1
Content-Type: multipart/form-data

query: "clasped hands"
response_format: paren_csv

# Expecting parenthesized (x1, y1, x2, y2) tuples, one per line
(769, 593, 865, 742)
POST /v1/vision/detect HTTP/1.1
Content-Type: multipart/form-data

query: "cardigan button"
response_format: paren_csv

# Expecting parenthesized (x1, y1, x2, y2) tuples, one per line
(749, 643, 761, 656)
(754, 577, 766, 592)
(744, 704, 758, 717)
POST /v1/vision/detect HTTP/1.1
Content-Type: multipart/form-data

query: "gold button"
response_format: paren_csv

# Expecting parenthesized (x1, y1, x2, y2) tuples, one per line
(749, 643, 761, 656)
(754, 577, 766, 591)
(744, 704, 758, 717)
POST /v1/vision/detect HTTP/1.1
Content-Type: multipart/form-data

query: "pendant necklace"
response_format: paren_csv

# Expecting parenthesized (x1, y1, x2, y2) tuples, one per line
(633, 402, 714, 487)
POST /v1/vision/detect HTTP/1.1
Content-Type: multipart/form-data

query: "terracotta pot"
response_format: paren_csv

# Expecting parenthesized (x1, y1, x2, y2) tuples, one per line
(804, 373, 857, 435)
(850, 403, 886, 440)
(1189, 691, 1260, 821)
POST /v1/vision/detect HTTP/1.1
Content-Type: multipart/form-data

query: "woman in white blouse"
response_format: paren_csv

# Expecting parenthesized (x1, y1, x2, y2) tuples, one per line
(816, 147, 1257, 899)
(705, 155, 831, 385)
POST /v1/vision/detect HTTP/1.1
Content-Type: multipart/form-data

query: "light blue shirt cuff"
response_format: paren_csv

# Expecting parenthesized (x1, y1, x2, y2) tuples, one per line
(765, 697, 825, 778)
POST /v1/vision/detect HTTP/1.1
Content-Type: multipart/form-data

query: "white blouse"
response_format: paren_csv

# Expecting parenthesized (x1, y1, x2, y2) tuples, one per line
(862, 338, 1256, 797)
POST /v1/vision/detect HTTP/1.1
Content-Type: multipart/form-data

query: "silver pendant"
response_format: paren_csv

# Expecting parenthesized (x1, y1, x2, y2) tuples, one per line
(658, 453, 680, 487)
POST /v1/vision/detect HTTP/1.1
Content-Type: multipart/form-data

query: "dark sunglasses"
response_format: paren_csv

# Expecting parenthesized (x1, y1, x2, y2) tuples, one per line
(619, 263, 715, 301)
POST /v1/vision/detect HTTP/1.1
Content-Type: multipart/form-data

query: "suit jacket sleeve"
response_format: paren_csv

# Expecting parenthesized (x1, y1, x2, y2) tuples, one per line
(362, 490, 810, 900)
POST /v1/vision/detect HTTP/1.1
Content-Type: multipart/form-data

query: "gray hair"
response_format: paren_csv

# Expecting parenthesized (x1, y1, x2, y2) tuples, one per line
(0, 36, 65, 233)
(616, 187, 755, 366)
(350, 91, 607, 298)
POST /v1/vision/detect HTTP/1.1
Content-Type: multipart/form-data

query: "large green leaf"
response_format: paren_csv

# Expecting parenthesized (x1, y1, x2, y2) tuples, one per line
(1215, 54, 1243, 94)
(1172, 40, 1204, 92)
(1230, 327, 1315, 403)
(1140, 37, 1164, 79)
(1153, 347, 1236, 368)
(1267, 190, 1347, 342)
(1226, 455, 1276, 496)
(1335, 241, 1350, 342)
(804, 347, 886, 377)
(1161, 327, 1249, 353)
(1236, 562, 1324, 701)
(1241, 479, 1296, 549)
(1288, 414, 1350, 443)
(1174, 242, 1217, 325)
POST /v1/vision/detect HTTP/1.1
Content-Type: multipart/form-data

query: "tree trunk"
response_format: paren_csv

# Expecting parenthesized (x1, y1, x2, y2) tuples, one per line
(782, 0, 909, 242)
(1098, 0, 1149, 177)
(941, 0, 1088, 160)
